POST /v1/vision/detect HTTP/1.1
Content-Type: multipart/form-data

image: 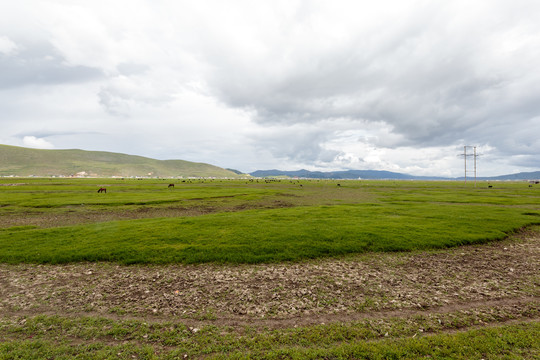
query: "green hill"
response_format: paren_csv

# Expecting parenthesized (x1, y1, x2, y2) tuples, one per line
(0, 144, 239, 178)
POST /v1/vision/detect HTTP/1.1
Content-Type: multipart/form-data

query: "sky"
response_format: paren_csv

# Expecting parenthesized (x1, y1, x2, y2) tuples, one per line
(1, 0, 539, 177)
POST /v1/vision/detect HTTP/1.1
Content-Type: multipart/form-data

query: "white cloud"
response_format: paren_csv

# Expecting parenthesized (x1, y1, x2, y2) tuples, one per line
(0, 35, 18, 55)
(0, 1, 539, 176)
(22, 136, 55, 149)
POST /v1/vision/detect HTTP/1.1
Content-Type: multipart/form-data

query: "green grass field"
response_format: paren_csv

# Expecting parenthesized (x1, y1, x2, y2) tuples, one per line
(1, 178, 539, 264)
(1, 178, 539, 359)
(1, 316, 537, 359)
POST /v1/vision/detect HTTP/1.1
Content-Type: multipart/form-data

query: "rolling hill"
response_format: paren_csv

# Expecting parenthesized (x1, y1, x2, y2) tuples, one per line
(3, 144, 538, 180)
(0, 144, 239, 178)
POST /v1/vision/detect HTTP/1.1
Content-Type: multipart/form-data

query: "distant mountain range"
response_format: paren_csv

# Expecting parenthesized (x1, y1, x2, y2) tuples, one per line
(456, 172, 540, 181)
(250, 169, 444, 180)
(0, 144, 239, 178)
(250, 169, 540, 181)
(1, 144, 538, 180)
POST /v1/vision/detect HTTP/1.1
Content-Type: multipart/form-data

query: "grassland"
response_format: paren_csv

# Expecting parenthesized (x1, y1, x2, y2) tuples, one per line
(0, 178, 539, 358)
(1, 178, 539, 264)
(0, 144, 239, 178)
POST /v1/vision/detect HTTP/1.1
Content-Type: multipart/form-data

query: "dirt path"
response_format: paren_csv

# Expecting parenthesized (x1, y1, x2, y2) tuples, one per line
(1, 228, 538, 329)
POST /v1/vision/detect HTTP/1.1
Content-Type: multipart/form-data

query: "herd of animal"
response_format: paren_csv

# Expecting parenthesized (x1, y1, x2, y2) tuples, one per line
(96, 181, 538, 193)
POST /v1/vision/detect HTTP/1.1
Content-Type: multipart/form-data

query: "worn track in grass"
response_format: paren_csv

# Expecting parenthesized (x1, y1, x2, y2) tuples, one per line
(1, 228, 538, 330)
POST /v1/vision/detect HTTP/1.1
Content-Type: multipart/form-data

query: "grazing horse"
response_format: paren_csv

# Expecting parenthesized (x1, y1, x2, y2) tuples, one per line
(97, 187, 106, 193)
(168, 183, 174, 188)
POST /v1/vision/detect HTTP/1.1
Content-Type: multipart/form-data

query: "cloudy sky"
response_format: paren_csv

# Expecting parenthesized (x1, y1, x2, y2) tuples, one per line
(1, 0, 539, 176)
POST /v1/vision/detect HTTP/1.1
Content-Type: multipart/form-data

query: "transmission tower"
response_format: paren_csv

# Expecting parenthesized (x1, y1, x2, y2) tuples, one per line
(460, 146, 479, 186)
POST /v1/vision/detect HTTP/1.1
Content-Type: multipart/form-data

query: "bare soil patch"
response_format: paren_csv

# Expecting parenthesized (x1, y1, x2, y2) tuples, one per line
(0, 206, 220, 229)
(0, 201, 296, 229)
(1, 228, 538, 330)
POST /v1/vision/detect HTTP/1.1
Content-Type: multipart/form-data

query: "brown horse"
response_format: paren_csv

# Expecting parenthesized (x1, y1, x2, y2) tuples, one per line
(168, 183, 174, 188)
(97, 187, 106, 193)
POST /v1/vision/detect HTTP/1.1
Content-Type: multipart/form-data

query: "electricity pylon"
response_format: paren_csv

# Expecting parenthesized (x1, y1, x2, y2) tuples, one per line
(460, 146, 479, 186)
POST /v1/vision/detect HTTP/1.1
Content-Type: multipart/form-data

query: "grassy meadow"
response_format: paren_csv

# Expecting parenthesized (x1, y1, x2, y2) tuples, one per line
(0, 144, 239, 178)
(1, 177, 539, 264)
(2, 316, 538, 359)
(1, 177, 539, 359)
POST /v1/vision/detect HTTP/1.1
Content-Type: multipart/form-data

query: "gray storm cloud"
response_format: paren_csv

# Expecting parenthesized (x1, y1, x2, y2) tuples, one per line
(249, 125, 344, 165)
(198, 1, 540, 160)
(1, 0, 539, 176)
(0, 41, 103, 89)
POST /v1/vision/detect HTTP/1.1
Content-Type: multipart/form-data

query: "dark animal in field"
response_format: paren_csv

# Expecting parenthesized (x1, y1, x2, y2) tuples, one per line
(97, 187, 106, 193)
(488, 185, 493, 188)
(168, 183, 174, 188)
(337, 183, 341, 187)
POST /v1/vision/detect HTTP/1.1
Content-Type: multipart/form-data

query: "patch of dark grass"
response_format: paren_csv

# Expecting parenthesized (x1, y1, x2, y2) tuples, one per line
(1, 179, 539, 264)
(0, 201, 537, 264)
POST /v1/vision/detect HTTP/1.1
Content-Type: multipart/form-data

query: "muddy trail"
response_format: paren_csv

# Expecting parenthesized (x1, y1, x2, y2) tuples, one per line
(1, 228, 538, 332)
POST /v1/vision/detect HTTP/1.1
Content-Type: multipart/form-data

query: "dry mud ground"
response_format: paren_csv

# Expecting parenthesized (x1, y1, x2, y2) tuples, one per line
(0, 228, 539, 356)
